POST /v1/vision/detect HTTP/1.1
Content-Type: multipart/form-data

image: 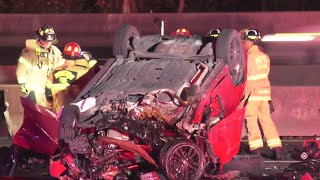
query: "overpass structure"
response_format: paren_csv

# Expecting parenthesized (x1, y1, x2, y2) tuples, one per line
(1, 12, 320, 136)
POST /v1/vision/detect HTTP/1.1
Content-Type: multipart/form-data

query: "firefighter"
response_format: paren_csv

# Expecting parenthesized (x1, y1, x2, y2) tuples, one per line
(240, 29, 283, 160)
(16, 25, 64, 107)
(208, 28, 221, 53)
(45, 42, 97, 113)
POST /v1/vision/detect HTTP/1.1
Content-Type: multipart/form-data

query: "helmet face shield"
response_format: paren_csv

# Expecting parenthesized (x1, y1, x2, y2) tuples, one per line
(46, 34, 56, 41)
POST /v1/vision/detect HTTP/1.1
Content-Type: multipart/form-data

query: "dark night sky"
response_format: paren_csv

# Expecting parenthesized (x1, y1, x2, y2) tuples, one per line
(1, 0, 320, 13)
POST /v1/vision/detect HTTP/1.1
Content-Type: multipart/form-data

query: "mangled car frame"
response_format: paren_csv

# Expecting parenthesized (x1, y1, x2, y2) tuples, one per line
(14, 24, 247, 180)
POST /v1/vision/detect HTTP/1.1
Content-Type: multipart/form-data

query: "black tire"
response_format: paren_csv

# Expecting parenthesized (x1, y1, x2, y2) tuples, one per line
(159, 140, 206, 180)
(113, 24, 140, 58)
(216, 29, 245, 85)
(113, 172, 129, 180)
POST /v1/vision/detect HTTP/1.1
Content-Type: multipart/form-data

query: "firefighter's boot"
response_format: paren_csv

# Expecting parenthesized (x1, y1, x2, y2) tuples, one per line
(271, 147, 283, 160)
(250, 148, 262, 156)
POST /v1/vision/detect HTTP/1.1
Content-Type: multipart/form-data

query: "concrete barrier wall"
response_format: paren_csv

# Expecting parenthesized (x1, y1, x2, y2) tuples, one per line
(0, 84, 24, 135)
(0, 66, 17, 84)
(2, 12, 320, 66)
(1, 73, 320, 136)
(271, 86, 320, 136)
(1, 12, 320, 47)
(270, 65, 320, 86)
(3, 64, 320, 85)
(2, 84, 319, 136)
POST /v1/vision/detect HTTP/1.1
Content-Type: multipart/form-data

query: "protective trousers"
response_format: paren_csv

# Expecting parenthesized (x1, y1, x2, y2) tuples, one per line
(28, 90, 48, 108)
(245, 100, 282, 150)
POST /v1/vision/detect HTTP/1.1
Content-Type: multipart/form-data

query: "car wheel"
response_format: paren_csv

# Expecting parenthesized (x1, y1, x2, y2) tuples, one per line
(113, 24, 140, 58)
(215, 29, 245, 85)
(159, 140, 206, 180)
(114, 172, 129, 180)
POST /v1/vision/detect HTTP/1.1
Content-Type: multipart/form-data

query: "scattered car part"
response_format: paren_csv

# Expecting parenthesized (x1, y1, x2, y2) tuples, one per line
(301, 137, 320, 160)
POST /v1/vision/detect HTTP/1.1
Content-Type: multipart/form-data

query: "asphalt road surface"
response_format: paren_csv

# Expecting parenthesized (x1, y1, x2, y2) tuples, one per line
(0, 113, 318, 179)
(0, 115, 315, 180)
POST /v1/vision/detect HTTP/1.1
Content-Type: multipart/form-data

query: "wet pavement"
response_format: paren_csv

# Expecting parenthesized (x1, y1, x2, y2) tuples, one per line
(0, 116, 318, 179)
(0, 144, 55, 180)
(0, 138, 314, 179)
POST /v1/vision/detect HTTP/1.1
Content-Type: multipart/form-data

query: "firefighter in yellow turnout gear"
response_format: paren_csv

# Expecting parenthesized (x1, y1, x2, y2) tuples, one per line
(46, 42, 97, 113)
(240, 29, 283, 160)
(16, 25, 64, 107)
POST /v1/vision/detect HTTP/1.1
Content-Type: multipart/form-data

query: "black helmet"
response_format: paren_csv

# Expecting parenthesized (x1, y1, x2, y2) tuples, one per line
(35, 25, 57, 43)
(240, 28, 262, 42)
(208, 28, 221, 38)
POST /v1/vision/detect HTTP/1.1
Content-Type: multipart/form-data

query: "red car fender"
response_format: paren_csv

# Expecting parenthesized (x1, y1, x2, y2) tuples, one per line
(208, 107, 245, 164)
(188, 69, 245, 165)
(190, 66, 228, 125)
(13, 97, 59, 155)
(192, 65, 245, 124)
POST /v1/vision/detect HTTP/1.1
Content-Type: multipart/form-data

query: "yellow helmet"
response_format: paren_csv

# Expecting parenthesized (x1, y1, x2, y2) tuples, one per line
(239, 28, 262, 42)
(208, 28, 221, 38)
(35, 25, 57, 44)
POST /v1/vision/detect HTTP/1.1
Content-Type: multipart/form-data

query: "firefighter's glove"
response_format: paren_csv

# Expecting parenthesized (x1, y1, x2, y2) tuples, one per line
(19, 83, 29, 95)
(45, 88, 53, 102)
(81, 51, 92, 60)
(89, 60, 97, 68)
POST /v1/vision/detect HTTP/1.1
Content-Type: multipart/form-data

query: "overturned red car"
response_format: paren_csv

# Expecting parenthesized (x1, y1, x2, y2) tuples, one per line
(13, 25, 247, 179)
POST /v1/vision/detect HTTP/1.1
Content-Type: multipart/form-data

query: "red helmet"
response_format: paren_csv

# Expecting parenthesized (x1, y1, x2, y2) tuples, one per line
(172, 28, 191, 37)
(63, 42, 81, 58)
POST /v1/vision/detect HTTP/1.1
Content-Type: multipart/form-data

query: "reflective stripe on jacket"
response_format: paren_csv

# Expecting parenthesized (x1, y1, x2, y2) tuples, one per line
(46, 59, 92, 112)
(245, 45, 271, 101)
